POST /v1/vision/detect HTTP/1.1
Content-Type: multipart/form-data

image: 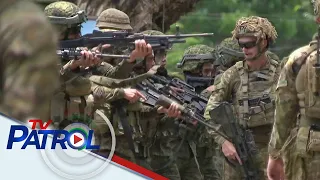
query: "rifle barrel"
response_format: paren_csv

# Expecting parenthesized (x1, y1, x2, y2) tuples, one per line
(57, 50, 130, 59)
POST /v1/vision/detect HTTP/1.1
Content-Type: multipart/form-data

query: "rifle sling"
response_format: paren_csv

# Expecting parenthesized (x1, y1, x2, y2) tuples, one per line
(113, 101, 141, 163)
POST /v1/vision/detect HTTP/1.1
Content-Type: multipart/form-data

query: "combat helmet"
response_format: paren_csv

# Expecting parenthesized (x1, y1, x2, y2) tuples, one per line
(177, 44, 215, 72)
(215, 37, 244, 70)
(44, 1, 87, 38)
(232, 16, 277, 43)
(96, 8, 132, 31)
(142, 30, 165, 35)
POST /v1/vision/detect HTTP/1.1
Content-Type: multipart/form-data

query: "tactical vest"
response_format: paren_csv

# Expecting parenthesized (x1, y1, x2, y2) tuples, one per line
(233, 58, 279, 128)
(89, 71, 160, 153)
(50, 75, 95, 128)
(290, 43, 320, 155)
(295, 43, 320, 125)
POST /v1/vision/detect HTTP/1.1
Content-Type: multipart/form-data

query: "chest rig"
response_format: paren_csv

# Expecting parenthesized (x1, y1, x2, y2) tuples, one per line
(51, 75, 95, 129)
(234, 58, 279, 128)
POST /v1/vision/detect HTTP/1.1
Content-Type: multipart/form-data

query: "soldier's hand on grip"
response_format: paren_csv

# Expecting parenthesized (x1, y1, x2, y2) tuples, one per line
(222, 140, 242, 165)
(157, 102, 181, 118)
(267, 156, 284, 180)
(79, 50, 102, 68)
(123, 88, 147, 103)
(91, 44, 111, 64)
(128, 40, 152, 63)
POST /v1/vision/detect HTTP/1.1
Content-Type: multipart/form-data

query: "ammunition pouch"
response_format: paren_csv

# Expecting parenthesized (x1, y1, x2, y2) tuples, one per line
(297, 118, 320, 156)
(238, 97, 275, 127)
(51, 92, 94, 128)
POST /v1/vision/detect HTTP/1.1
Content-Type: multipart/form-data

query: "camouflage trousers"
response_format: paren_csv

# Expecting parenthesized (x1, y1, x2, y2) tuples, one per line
(197, 145, 223, 180)
(175, 141, 203, 180)
(176, 156, 203, 180)
(149, 155, 203, 180)
(149, 155, 181, 180)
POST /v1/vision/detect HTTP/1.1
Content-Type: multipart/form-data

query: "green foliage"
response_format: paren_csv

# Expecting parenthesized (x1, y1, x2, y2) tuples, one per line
(165, 0, 316, 73)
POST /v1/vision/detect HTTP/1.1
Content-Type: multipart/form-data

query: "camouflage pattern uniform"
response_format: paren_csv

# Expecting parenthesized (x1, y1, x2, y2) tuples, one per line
(0, 0, 59, 122)
(178, 44, 222, 180)
(94, 65, 164, 171)
(268, 1, 320, 179)
(140, 30, 190, 179)
(204, 16, 280, 180)
(43, 2, 115, 131)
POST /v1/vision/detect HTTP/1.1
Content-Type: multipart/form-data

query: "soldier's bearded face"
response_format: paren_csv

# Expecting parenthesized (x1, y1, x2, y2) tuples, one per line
(238, 37, 259, 60)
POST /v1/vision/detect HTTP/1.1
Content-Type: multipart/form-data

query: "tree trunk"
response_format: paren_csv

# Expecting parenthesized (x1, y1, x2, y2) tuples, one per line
(67, 0, 201, 32)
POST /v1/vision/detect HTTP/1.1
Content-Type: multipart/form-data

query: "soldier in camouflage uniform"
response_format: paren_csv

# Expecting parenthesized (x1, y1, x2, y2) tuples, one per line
(267, 1, 320, 179)
(44, 0, 153, 124)
(134, 30, 190, 179)
(213, 37, 279, 85)
(44, 1, 104, 129)
(89, 29, 182, 169)
(92, 46, 181, 170)
(204, 16, 281, 180)
(0, 0, 59, 122)
(177, 44, 222, 180)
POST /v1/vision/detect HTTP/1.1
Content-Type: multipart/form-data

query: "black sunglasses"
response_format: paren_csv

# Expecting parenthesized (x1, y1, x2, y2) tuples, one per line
(238, 41, 257, 49)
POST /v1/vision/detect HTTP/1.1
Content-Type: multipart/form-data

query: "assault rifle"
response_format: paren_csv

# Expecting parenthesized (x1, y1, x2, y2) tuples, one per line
(57, 49, 130, 59)
(209, 102, 260, 180)
(185, 75, 214, 91)
(147, 75, 208, 113)
(154, 95, 229, 140)
(60, 26, 214, 50)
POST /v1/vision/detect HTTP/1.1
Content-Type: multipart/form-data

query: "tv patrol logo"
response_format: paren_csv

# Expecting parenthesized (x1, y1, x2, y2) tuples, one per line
(7, 119, 99, 150)
(6, 110, 116, 180)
